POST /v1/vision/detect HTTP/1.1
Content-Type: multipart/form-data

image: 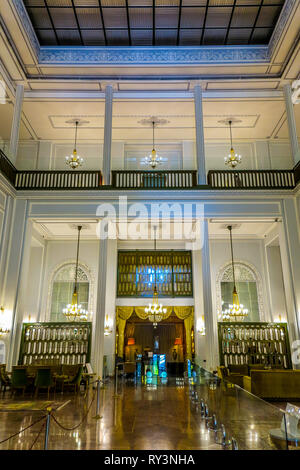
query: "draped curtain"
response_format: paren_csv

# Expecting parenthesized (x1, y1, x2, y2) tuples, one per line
(116, 306, 194, 360)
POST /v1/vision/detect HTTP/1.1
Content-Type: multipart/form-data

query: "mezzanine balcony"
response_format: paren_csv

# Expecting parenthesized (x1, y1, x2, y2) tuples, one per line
(1, 148, 299, 192)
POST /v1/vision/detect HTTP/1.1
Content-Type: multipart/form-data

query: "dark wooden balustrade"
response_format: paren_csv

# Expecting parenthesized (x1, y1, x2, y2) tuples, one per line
(15, 170, 102, 190)
(1, 146, 300, 191)
(0, 148, 17, 185)
(111, 170, 197, 189)
(207, 169, 296, 189)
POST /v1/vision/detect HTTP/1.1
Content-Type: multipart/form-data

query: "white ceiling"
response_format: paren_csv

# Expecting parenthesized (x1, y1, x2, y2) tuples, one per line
(32, 219, 277, 241)
(0, 95, 297, 143)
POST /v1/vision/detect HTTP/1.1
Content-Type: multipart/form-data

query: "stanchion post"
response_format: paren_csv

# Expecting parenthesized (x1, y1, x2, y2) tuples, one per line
(44, 407, 51, 450)
(93, 377, 103, 420)
(113, 364, 121, 398)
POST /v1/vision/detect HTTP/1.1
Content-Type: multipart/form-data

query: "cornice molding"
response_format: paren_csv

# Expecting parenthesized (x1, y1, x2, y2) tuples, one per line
(38, 45, 269, 66)
(268, 0, 298, 60)
(11, 0, 40, 59)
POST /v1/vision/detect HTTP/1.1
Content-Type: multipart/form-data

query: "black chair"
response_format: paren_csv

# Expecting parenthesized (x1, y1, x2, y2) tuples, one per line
(34, 368, 55, 398)
(11, 367, 28, 397)
(0, 365, 11, 395)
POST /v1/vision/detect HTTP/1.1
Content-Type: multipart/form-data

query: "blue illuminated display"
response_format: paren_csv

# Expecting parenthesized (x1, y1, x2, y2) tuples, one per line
(137, 267, 170, 287)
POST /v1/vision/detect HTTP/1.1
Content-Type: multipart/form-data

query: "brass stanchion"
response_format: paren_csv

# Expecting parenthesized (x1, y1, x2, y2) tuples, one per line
(93, 377, 103, 420)
(113, 365, 121, 398)
(44, 407, 52, 450)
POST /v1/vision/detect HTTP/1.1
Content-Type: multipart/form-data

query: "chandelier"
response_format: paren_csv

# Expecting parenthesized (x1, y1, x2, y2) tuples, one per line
(142, 120, 162, 169)
(145, 286, 167, 329)
(65, 120, 84, 169)
(224, 120, 242, 168)
(63, 226, 88, 322)
(222, 226, 248, 322)
(144, 227, 167, 328)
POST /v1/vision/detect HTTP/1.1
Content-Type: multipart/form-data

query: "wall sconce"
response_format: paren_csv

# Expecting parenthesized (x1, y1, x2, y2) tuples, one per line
(274, 314, 285, 323)
(197, 316, 206, 336)
(104, 315, 112, 336)
(0, 306, 10, 337)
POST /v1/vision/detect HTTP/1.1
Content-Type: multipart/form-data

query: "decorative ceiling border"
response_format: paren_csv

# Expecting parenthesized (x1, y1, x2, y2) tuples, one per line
(11, 0, 295, 68)
(12, 0, 40, 59)
(268, 0, 298, 59)
(38, 46, 269, 66)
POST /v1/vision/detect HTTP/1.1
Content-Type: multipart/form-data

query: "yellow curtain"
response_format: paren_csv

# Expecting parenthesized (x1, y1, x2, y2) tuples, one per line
(116, 307, 134, 357)
(116, 306, 194, 358)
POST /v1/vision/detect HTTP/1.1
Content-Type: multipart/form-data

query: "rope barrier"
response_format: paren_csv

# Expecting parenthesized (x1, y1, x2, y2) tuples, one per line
(0, 415, 46, 445)
(50, 389, 96, 431)
(29, 420, 46, 450)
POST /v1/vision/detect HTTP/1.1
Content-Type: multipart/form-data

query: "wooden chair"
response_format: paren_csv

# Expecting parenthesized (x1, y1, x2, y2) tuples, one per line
(60, 366, 83, 394)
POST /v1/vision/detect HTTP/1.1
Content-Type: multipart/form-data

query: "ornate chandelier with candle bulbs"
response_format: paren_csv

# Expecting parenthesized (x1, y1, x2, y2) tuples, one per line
(63, 225, 89, 321)
(65, 120, 84, 169)
(223, 119, 242, 168)
(222, 225, 249, 322)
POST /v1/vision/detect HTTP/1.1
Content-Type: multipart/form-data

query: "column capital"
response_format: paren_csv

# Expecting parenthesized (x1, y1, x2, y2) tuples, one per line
(283, 82, 299, 164)
(101, 82, 117, 92)
(190, 81, 205, 91)
(292, 80, 300, 105)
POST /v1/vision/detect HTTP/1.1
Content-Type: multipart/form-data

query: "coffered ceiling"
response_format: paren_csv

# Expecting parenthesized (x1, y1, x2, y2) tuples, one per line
(23, 0, 284, 47)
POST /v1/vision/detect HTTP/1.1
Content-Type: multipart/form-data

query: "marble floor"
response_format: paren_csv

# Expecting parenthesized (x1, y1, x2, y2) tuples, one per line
(0, 379, 290, 450)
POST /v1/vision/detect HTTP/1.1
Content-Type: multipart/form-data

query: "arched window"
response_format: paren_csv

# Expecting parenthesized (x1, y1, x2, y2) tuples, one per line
(50, 264, 90, 322)
(216, 261, 263, 322)
(0, 341, 5, 363)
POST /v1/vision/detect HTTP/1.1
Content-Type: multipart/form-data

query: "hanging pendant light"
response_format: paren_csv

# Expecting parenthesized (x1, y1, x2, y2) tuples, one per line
(143, 121, 162, 169)
(144, 227, 167, 328)
(63, 226, 88, 322)
(65, 120, 84, 169)
(222, 225, 248, 322)
(224, 120, 242, 168)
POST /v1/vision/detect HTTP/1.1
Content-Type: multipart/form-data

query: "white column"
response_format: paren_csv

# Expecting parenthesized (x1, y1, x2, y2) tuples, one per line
(193, 219, 218, 371)
(9, 84, 24, 164)
(278, 200, 300, 352)
(1, 199, 29, 369)
(0, 195, 14, 297)
(283, 84, 300, 165)
(194, 84, 206, 185)
(103, 238, 118, 376)
(10, 219, 33, 367)
(93, 236, 108, 377)
(102, 84, 113, 185)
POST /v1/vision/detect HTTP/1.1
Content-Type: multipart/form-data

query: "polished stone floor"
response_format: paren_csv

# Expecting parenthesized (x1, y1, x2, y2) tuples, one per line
(0, 379, 290, 450)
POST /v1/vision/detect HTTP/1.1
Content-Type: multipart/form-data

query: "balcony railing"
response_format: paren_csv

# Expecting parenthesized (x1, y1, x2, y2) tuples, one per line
(208, 169, 297, 189)
(1, 147, 300, 191)
(111, 170, 197, 189)
(15, 170, 102, 190)
(0, 148, 17, 186)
